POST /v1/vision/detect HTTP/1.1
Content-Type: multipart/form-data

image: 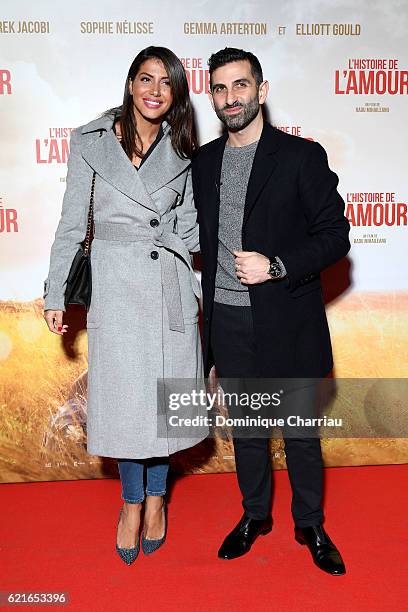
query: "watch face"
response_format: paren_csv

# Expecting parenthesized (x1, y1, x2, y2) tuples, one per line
(269, 264, 281, 278)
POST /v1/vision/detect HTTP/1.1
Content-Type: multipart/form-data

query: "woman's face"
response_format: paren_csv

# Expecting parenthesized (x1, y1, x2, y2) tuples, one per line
(129, 58, 173, 123)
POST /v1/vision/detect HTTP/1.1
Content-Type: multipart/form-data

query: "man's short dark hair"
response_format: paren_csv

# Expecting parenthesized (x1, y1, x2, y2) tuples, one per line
(208, 47, 264, 88)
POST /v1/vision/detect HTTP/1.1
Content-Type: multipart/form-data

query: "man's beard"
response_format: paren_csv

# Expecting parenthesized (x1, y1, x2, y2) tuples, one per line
(214, 95, 260, 130)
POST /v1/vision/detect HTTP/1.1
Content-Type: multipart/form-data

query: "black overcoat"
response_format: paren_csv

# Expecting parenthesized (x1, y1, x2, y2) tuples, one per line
(192, 122, 350, 378)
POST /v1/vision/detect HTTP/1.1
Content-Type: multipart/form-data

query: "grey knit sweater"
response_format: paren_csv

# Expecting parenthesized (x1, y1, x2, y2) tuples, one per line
(214, 139, 259, 305)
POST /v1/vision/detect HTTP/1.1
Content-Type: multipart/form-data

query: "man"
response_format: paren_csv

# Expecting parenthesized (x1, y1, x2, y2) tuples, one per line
(191, 48, 350, 575)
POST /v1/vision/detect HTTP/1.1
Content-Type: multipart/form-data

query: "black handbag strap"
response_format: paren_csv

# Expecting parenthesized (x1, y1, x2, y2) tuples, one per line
(83, 129, 103, 256)
(83, 171, 96, 256)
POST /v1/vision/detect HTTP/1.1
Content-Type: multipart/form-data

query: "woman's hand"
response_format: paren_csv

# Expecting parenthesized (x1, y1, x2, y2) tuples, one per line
(43, 310, 68, 335)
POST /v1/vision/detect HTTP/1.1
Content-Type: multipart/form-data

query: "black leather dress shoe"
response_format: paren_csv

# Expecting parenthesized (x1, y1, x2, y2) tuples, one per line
(218, 513, 272, 560)
(295, 525, 346, 575)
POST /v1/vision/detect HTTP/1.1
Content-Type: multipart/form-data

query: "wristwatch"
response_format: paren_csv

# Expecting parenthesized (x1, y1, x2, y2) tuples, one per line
(267, 256, 287, 279)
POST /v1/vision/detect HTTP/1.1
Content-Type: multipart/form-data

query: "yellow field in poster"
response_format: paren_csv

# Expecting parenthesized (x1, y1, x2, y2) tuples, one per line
(1, 293, 407, 483)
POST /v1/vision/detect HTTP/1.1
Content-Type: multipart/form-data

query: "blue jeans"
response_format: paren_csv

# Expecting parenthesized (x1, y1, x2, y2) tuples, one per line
(117, 458, 170, 503)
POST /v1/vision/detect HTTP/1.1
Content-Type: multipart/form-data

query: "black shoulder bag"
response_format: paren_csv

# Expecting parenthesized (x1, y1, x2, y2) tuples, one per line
(64, 170, 96, 310)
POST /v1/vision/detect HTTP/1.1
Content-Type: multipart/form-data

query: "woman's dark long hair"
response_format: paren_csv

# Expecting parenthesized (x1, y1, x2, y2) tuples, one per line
(105, 46, 197, 160)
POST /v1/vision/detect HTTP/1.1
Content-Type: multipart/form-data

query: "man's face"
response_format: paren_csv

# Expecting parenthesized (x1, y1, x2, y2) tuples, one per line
(209, 59, 267, 130)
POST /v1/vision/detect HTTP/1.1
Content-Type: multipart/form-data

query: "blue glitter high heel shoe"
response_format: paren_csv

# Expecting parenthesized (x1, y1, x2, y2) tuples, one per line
(116, 505, 140, 565)
(141, 499, 167, 555)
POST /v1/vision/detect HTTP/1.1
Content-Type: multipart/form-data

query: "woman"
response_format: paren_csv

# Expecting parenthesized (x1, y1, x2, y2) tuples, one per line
(43, 47, 207, 565)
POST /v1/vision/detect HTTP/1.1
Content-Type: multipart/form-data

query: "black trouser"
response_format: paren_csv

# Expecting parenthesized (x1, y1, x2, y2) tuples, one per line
(210, 301, 324, 527)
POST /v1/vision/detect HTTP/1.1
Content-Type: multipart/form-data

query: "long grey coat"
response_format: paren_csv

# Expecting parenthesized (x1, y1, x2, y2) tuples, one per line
(43, 115, 208, 459)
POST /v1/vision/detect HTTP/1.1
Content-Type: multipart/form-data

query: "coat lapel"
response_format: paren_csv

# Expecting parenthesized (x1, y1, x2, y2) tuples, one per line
(138, 125, 191, 194)
(204, 133, 228, 241)
(81, 119, 158, 213)
(243, 122, 280, 227)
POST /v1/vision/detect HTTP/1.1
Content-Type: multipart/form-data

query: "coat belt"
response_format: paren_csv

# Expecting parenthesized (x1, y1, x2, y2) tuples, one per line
(93, 222, 201, 333)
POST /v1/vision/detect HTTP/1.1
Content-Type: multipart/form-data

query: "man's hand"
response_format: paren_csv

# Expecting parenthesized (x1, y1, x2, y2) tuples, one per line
(233, 250, 271, 285)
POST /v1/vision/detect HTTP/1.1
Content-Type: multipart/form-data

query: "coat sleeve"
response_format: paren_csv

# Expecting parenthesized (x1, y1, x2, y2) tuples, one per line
(43, 128, 93, 311)
(175, 166, 200, 253)
(277, 141, 351, 291)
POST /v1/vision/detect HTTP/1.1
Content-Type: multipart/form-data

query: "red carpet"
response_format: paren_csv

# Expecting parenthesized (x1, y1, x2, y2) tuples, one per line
(2, 465, 407, 611)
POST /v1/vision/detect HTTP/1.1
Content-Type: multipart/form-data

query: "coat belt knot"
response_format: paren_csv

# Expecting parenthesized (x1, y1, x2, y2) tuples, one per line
(94, 222, 201, 333)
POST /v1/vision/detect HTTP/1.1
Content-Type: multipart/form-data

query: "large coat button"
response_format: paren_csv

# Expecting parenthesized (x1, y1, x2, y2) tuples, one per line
(150, 218, 159, 227)
(150, 251, 159, 260)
